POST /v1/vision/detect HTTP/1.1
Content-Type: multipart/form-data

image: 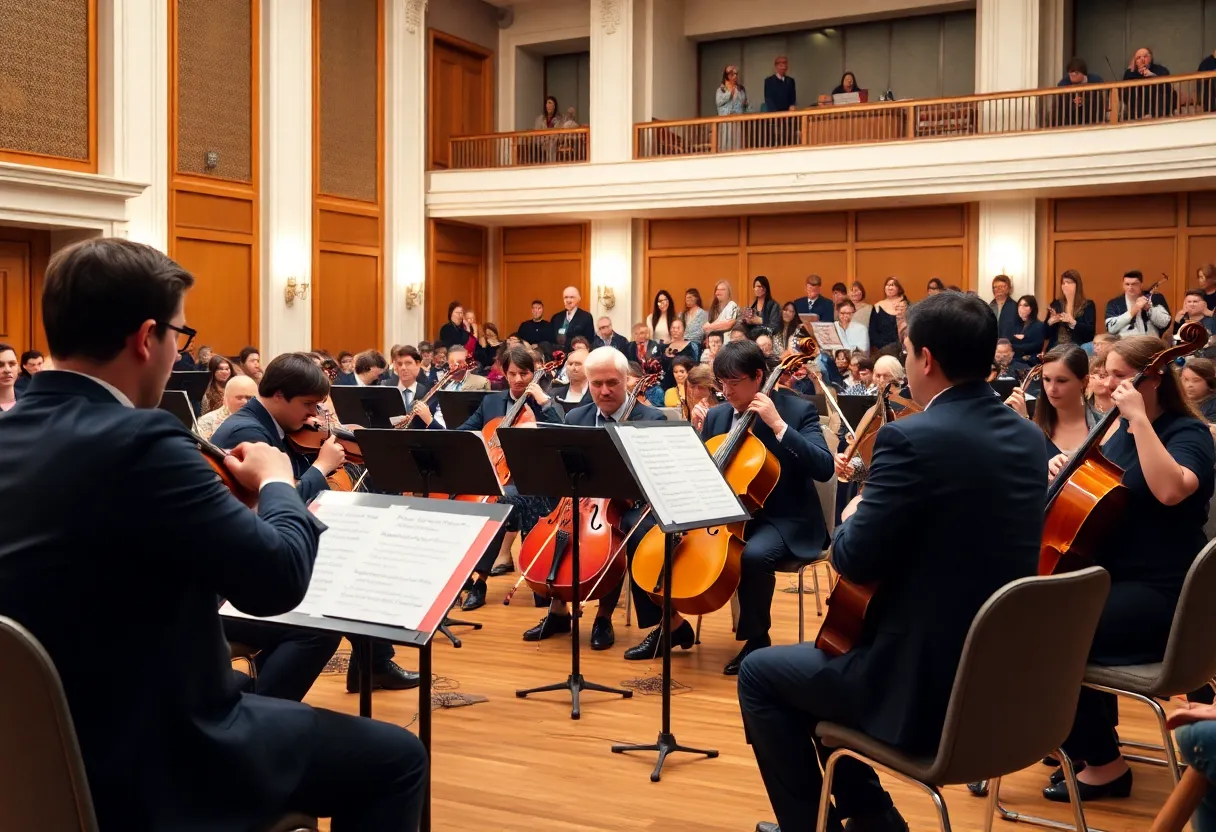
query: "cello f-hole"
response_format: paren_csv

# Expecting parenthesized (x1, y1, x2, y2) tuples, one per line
(588, 503, 602, 531)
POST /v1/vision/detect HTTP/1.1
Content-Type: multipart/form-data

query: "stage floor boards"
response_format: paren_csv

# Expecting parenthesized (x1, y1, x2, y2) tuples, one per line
(304, 573, 1187, 831)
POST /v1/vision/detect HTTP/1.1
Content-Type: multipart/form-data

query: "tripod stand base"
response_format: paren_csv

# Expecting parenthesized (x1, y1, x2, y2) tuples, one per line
(437, 617, 482, 648)
(515, 673, 632, 720)
(611, 732, 719, 782)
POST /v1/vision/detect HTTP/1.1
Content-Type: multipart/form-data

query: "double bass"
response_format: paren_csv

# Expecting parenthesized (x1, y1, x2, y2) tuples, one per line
(512, 368, 663, 605)
(630, 337, 820, 616)
(1039, 321, 1207, 575)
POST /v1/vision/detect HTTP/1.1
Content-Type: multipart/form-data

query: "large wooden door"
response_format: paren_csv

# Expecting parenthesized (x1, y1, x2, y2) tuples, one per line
(0, 242, 32, 352)
(429, 32, 493, 169)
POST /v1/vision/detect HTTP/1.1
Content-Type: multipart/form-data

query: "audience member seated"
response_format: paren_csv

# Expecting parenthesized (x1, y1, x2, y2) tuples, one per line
(195, 345, 213, 367)
(742, 275, 782, 334)
(685, 364, 717, 432)
(834, 299, 869, 355)
(476, 322, 504, 370)
(764, 54, 798, 146)
(202, 354, 233, 413)
(994, 338, 1029, 380)
(729, 322, 751, 342)
(439, 301, 477, 351)
(550, 345, 592, 410)
(989, 274, 1019, 340)
(661, 318, 698, 385)
(441, 344, 490, 391)
(1047, 269, 1097, 349)
(1174, 289, 1216, 346)
(1011, 294, 1047, 365)
(415, 341, 437, 385)
(1122, 46, 1174, 119)
(14, 349, 43, 397)
(233, 346, 260, 380)
(755, 333, 776, 360)
(0, 344, 18, 411)
(843, 356, 876, 395)
(700, 331, 724, 366)
(1056, 57, 1106, 125)
(792, 273, 834, 323)
(550, 286, 596, 349)
(703, 279, 741, 337)
(664, 356, 697, 411)
(517, 299, 554, 347)
(649, 289, 677, 343)
(594, 315, 630, 355)
(195, 375, 257, 440)
(773, 302, 801, 354)
(628, 322, 660, 364)
(831, 70, 861, 98)
(337, 350, 354, 377)
(1180, 356, 1216, 425)
(1106, 270, 1171, 338)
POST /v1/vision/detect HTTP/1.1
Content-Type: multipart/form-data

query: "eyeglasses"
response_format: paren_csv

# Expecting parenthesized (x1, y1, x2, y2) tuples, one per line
(158, 321, 197, 352)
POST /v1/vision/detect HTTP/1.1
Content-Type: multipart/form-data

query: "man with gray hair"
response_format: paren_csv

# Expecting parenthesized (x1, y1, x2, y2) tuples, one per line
(593, 315, 629, 356)
(549, 285, 595, 348)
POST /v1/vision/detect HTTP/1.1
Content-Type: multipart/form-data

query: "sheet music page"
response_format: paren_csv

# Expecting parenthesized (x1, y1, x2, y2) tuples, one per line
(323, 505, 488, 630)
(810, 322, 845, 350)
(614, 424, 744, 528)
(293, 500, 395, 615)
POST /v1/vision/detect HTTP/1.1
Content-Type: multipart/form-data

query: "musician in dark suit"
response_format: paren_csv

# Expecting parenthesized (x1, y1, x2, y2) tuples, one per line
(382, 344, 433, 429)
(214, 354, 421, 694)
(549, 286, 596, 348)
(0, 238, 426, 832)
(739, 292, 1045, 832)
(448, 345, 564, 610)
(522, 347, 666, 652)
(693, 340, 835, 677)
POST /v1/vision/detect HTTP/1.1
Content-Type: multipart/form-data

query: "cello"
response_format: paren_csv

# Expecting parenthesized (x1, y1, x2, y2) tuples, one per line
(1039, 321, 1207, 575)
(629, 336, 820, 616)
(512, 368, 663, 605)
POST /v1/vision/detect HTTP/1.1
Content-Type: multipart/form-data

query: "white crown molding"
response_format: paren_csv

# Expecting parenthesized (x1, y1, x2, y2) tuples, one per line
(0, 162, 147, 229)
(0, 163, 147, 199)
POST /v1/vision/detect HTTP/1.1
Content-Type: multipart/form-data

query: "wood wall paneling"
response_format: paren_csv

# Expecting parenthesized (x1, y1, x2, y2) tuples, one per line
(428, 220, 486, 340)
(1047, 192, 1216, 335)
(428, 30, 494, 170)
(312, 0, 384, 355)
(649, 218, 741, 250)
(748, 251, 848, 309)
(747, 214, 848, 247)
(0, 0, 97, 172)
(856, 246, 966, 302)
(168, 0, 260, 356)
(499, 225, 589, 336)
(0, 228, 51, 354)
(855, 205, 966, 242)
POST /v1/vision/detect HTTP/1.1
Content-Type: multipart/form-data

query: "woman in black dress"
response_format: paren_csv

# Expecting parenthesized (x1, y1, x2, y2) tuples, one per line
(867, 277, 907, 354)
(742, 275, 781, 334)
(1046, 269, 1096, 349)
(438, 301, 476, 351)
(1011, 294, 1047, 366)
(1043, 335, 1215, 804)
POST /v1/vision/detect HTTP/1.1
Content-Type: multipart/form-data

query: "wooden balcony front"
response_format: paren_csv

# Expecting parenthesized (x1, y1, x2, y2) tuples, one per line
(448, 127, 590, 170)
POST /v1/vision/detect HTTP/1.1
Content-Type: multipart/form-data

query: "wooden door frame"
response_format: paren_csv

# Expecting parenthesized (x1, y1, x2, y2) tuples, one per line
(427, 28, 495, 170)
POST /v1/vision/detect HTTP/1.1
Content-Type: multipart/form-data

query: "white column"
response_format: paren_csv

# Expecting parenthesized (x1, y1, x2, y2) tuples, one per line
(385, 0, 429, 349)
(977, 199, 1036, 300)
(590, 218, 633, 336)
(976, 0, 1039, 93)
(98, 0, 169, 249)
(589, 0, 636, 163)
(260, 0, 313, 357)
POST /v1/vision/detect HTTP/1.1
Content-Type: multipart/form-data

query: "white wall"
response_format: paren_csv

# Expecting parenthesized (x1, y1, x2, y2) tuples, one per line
(514, 48, 545, 130)
(684, 0, 970, 39)
(641, 0, 698, 121)
(428, 0, 502, 126)
(497, 0, 591, 131)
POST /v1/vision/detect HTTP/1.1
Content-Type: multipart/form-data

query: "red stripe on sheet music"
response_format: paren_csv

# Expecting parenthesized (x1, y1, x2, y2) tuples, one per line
(417, 520, 504, 635)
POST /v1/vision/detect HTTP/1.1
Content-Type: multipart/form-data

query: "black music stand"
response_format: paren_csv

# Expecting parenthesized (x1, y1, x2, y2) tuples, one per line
(355, 428, 506, 648)
(435, 390, 488, 429)
(498, 425, 639, 719)
(158, 390, 198, 431)
(836, 394, 877, 430)
(603, 421, 750, 781)
(166, 370, 210, 413)
(330, 385, 408, 428)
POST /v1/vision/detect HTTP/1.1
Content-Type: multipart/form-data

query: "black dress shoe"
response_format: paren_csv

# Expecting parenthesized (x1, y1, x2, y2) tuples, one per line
(756, 823, 780, 832)
(1048, 762, 1087, 785)
(590, 616, 615, 650)
(346, 660, 421, 693)
(489, 563, 514, 577)
(522, 613, 571, 641)
(623, 621, 696, 660)
(1042, 768, 1131, 802)
(844, 806, 909, 832)
(462, 578, 487, 611)
(723, 637, 771, 676)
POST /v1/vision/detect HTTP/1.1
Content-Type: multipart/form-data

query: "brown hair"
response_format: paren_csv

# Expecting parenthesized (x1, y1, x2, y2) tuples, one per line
(1056, 269, 1088, 313)
(1109, 335, 1202, 420)
(1184, 357, 1216, 393)
(1033, 345, 1089, 438)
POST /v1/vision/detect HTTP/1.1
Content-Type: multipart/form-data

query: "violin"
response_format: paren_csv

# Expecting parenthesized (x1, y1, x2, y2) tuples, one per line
(511, 369, 663, 606)
(1039, 321, 1207, 575)
(835, 381, 921, 484)
(286, 416, 365, 492)
(198, 437, 258, 507)
(395, 361, 468, 429)
(630, 336, 820, 616)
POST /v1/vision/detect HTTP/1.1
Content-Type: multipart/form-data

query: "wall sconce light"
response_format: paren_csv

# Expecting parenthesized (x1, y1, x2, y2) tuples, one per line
(284, 276, 309, 307)
(405, 283, 424, 310)
(597, 285, 616, 310)
(204, 150, 219, 170)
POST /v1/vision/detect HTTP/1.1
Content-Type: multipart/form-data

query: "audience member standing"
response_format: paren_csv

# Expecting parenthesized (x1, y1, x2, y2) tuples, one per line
(1105, 270, 1170, 338)
(763, 55, 797, 146)
(439, 302, 477, 351)
(1046, 269, 1096, 349)
(1122, 47, 1173, 119)
(716, 65, 748, 151)
(989, 275, 1019, 340)
(792, 274, 835, 322)
(1056, 57, 1106, 125)
(649, 290, 677, 343)
(742, 276, 781, 333)
(682, 288, 709, 346)
(517, 300, 554, 347)
(703, 280, 740, 337)
(1200, 47, 1216, 112)
(550, 286, 596, 348)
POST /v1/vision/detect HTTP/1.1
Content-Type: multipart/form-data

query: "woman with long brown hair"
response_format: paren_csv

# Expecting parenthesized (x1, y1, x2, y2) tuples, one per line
(682, 288, 709, 346)
(1006, 345, 1095, 455)
(1180, 355, 1216, 423)
(868, 277, 907, 354)
(201, 355, 232, 414)
(1044, 335, 1215, 805)
(1047, 269, 1096, 348)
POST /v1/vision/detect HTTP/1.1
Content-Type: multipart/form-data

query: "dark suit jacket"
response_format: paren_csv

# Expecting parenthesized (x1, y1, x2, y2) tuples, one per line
(701, 393, 833, 557)
(550, 384, 593, 415)
(563, 400, 667, 426)
(830, 380, 1044, 753)
(549, 307, 596, 348)
(990, 298, 1020, 340)
(627, 339, 662, 364)
(384, 376, 433, 428)
(454, 390, 563, 431)
(335, 371, 357, 386)
(0, 371, 324, 831)
(517, 318, 555, 346)
(793, 295, 835, 323)
(212, 397, 329, 503)
(764, 74, 797, 112)
(594, 332, 630, 357)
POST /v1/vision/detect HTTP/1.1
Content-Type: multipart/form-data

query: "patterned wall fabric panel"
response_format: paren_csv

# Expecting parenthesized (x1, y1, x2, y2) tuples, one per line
(0, 0, 90, 160)
(176, 0, 253, 181)
(319, 0, 378, 202)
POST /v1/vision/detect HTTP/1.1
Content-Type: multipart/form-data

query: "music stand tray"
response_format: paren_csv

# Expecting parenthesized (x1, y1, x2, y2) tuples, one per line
(435, 390, 488, 429)
(330, 385, 408, 428)
(356, 428, 507, 647)
(166, 370, 210, 407)
(497, 425, 643, 719)
(158, 390, 197, 431)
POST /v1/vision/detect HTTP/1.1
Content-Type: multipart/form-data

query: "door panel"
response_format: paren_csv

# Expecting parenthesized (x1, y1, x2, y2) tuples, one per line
(0, 242, 31, 352)
(314, 250, 380, 355)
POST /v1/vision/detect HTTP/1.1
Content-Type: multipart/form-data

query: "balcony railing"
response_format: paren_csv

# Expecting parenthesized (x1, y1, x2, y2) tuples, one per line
(635, 71, 1216, 160)
(448, 127, 590, 170)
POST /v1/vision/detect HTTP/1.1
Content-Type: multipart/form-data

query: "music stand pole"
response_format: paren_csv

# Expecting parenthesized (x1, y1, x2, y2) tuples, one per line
(611, 530, 718, 779)
(407, 448, 481, 648)
(515, 451, 633, 719)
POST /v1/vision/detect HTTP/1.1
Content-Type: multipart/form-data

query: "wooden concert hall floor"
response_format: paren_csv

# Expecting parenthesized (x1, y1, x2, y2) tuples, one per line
(304, 575, 1184, 831)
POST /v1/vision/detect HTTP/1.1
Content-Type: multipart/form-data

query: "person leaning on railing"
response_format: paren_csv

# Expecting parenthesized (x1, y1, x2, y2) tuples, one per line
(1055, 57, 1106, 126)
(1121, 46, 1174, 119)
(1200, 47, 1216, 113)
(529, 95, 578, 164)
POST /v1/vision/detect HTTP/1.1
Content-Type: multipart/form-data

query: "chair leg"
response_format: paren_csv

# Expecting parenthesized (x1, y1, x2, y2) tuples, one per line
(818, 747, 957, 832)
(983, 776, 1001, 832)
(815, 749, 841, 832)
(730, 591, 740, 633)
(812, 561, 823, 616)
(1086, 684, 1182, 783)
(798, 566, 806, 643)
(623, 568, 633, 627)
(994, 747, 1095, 832)
(694, 615, 702, 645)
